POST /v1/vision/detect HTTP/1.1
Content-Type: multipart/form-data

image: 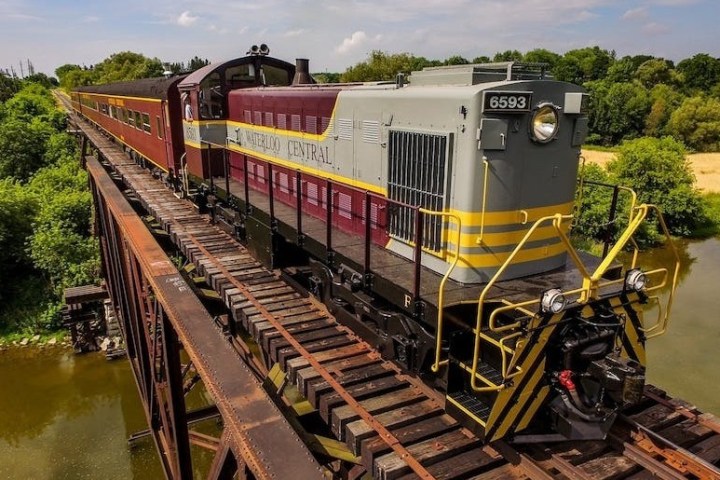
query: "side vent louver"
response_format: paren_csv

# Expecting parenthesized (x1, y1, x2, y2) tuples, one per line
(388, 130, 450, 252)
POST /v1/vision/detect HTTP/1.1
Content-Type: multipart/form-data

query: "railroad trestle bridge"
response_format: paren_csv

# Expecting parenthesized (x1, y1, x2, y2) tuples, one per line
(66, 98, 720, 480)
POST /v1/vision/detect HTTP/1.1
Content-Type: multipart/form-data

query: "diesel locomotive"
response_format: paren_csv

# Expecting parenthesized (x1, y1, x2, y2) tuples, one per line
(71, 45, 679, 443)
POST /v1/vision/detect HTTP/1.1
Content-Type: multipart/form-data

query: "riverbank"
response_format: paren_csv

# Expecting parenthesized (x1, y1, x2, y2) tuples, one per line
(582, 149, 720, 193)
(0, 332, 68, 349)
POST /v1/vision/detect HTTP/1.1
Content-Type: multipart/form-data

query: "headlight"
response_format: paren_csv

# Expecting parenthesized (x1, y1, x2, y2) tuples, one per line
(625, 268, 647, 291)
(530, 104, 559, 143)
(541, 288, 567, 314)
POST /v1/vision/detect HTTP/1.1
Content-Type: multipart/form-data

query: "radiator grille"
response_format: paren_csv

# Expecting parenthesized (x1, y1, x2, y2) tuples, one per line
(388, 130, 449, 252)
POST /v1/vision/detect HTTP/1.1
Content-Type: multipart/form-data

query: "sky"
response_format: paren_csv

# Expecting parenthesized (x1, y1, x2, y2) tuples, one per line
(1, 0, 719, 77)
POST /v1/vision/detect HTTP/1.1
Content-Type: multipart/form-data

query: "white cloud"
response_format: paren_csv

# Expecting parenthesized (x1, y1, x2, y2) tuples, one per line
(622, 7, 648, 21)
(335, 31, 381, 55)
(177, 11, 198, 27)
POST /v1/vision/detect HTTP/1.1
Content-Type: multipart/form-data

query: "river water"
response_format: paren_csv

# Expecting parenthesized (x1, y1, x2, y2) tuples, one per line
(639, 236, 720, 415)
(0, 237, 718, 479)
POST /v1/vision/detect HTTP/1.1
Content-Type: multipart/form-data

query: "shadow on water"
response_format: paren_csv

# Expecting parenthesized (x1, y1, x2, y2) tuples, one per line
(630, 236, 720, 415)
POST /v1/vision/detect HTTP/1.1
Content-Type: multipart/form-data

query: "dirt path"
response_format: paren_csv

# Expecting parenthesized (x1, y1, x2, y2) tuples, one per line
(581, 149, 720, 193)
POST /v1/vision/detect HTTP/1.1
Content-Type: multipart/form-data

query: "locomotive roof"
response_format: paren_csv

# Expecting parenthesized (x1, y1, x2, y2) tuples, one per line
(178, 55, 296, 89)
(74, 75, 187, 100)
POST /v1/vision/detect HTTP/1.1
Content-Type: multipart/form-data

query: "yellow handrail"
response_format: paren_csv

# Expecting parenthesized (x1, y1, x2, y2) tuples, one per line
(581, 204, 649, 302)
(641, 204, 680, 339)
(423, 209, 462, 374)
(477, 158, 490, 245)
(470, 214, 573, 392)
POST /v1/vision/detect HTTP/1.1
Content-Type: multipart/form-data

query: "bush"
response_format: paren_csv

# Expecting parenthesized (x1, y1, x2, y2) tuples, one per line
(608, 137, 703, 237)
(667, 95, 720, 152)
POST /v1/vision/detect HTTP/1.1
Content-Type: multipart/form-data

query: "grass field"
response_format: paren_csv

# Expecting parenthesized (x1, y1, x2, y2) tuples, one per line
(581, 149, 720, 193)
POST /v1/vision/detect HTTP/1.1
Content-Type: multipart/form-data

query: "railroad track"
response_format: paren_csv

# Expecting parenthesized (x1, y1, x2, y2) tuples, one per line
(66, 103, 720, 479)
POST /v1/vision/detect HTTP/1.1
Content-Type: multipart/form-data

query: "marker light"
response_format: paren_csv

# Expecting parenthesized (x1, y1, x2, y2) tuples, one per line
(530, 104, 559, 143)
(541, 288, 567, 314)
(625, 268, 647, 291)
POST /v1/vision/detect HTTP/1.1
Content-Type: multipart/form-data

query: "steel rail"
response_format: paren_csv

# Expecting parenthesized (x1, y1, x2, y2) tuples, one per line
(184, 233, 437, 479)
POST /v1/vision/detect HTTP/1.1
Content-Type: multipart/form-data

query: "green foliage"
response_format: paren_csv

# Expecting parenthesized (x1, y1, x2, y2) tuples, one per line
(55, 52, 165, 90)
(0, 118, 56, 180)
(552, 46, 614, 85)
(23, 73, 58, 88)
(167, 56, 211, 74)
(0, 276, 54, 334)
(0, 73, 22, 102)
(313, 72, 341, 83)
(492, 50, 523, 62)
(341, 51, 435, 82)
(692, 193, 720, 237)
(608, 137, 703, 237)
(634, 59, 672, 89)
(0, 84, 99, 334)
(605, 57, 637, 83)
(0, 179, 39, 288)
(29, 226, 98, 294)
(676, 53, 720, 93)
(586, 80, 651, 145)
(667, 95, 720, 152)
(26, 154, 97, 295)
(58, 66, 95, 91)
(523, 49, 561, 70)
(645, 84, 685, 137)
(444, 55, 470, 65)
(573, 163, 617, 241)
(93, 51, 164, 84)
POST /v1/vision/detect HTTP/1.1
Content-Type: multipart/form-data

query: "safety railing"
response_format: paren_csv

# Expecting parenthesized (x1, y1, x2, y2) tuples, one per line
(459, 198, 679, 392)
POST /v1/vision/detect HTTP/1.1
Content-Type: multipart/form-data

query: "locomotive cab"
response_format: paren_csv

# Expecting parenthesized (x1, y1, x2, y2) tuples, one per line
(177, 46, 296, 180)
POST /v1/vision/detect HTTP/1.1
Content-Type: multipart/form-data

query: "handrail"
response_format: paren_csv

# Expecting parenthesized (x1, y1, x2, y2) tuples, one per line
(582, 204, 648, 302)
(640, 204, 680, 339)
(477, 158, 490, 245)
(470, 213, 572, 392)
(426, 209, 462, 373)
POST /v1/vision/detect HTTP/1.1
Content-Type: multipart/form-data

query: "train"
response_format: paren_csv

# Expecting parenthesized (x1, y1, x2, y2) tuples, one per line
(71, 45, 679, 444)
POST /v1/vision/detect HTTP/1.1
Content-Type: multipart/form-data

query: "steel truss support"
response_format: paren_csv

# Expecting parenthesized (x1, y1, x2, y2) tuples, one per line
(85, 149, 322, 480)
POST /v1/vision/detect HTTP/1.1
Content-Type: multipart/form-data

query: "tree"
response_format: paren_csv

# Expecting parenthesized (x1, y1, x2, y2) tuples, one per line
(644, 84, 685, 137)
(634, 58, 672, 89)
(553, 46, 614, 85)
(93, 51, 164, 83)
(313, 72, 341, 83)
(677, 53, 720, 92)
(667, 95, 720, 152)
(188, 56, 210, 71)
(341, 51, 434, 82)
(586, 80, 651, 145)
(0, 118, 55, 180)
(472, 55, 491, 64)
(608, 136, 702, 236)
(573, 163, 616, 242)
(605, 57, 637, 83)
(444, 55, 469, 65)
(0, 179, 38, 298)
(0, 73, 21, 102)
(524, 49, 561, 70)
(24, 73, 58, 88)
(493, 50, 523, 62)
(59, 67, 95, 91)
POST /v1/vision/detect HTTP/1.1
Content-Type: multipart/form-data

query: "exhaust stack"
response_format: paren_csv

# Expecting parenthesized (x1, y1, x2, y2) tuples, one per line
(292, 58, 314, 85)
